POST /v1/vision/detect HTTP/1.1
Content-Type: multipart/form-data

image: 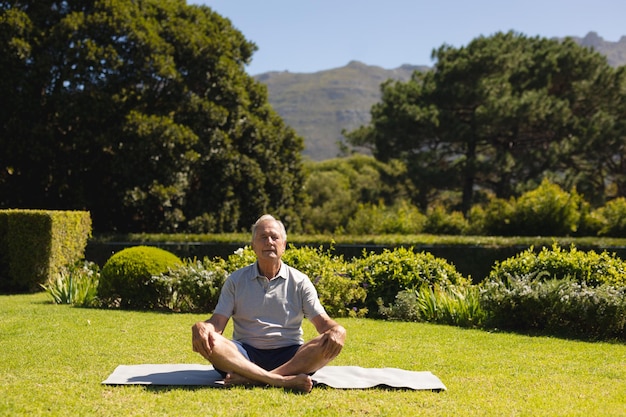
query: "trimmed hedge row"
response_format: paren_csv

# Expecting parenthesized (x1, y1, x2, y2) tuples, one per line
(0, 210, 91, 293)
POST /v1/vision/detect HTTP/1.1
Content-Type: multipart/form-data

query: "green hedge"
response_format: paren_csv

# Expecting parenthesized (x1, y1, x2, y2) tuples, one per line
(0, 210, 92, 293)
(488, 243, 626, 287)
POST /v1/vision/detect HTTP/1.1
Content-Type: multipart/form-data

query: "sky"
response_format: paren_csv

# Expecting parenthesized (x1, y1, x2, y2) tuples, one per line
(189, 0, 625, 75)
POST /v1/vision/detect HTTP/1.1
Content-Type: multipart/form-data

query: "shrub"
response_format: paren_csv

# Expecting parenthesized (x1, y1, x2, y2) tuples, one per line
(150, 258, 228, 313)
(98, 246, 183, 309)
(481, 273, 626, 340)
(468, 197, 515, 236)
(350, 247, 469, 315)
(224, 246, 257, 273)
(472, 179, 584, 236)
(593, 197, 626, 237)
(488, 243, 626, 287)
(282, 245, 367, 317)
(0, 209, 91, 293)
(379, 285, 485, 328)
(346, 201, 425, 234)
(423, 205, 469, 235)
(378, 290, 421, 322)
(41, 261, 100, 307)
(509, 179, 584, 236)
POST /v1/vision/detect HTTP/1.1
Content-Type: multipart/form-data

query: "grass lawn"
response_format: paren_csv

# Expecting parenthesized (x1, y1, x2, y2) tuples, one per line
(1, 293, 624, 416)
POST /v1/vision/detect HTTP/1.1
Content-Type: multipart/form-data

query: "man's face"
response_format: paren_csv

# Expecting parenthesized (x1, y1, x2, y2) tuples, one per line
(252, 220, 286, 261)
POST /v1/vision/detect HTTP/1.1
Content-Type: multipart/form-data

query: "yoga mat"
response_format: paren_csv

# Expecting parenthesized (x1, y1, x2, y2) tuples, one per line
(102, 364, 446, 391)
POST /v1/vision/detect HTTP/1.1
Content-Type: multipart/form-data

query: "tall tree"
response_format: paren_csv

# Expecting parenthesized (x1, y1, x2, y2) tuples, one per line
(0, 0, 305, 232)
(346, 32, 626, 212)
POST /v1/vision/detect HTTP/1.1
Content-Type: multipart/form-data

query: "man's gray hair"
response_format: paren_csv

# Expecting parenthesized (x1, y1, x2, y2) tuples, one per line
(251, 214, 287, 241)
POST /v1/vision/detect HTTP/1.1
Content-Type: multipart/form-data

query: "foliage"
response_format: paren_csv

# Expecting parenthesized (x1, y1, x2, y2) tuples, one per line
(506, 179, 585, 236)
(90, 230, 626, 250)
(0, 1, 305, 233)
(475, 179, 585, 236)
(488, 243, 626, 287)
(423, 205, 469, 235)
(345, 31, 626, 213)
(41, 261, 100, 307)
(481, 273, 626, 340)
(301, 155, 412, 233)
(150, 258, 228, 313)
(0, 209, 91, 293)
(282, 245, 367, 318)
(379, 285, 485, 328)
(592, 196, 626, 237)
(350, 247, 469, 314)
(98, 246, 182, 309)
(224, 245, 258, 272)
(345, 200, 426, 234)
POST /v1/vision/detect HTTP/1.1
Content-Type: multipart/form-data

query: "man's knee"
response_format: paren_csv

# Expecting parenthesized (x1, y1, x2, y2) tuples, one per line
(208, 333, 249, 361)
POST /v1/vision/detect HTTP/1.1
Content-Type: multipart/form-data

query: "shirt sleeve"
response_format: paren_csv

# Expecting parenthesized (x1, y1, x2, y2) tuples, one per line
(212, 274, 236, 318)
(301, 275, 327, 319)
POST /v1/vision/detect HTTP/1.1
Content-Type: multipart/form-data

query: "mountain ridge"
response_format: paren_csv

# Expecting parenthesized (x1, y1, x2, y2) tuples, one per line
(255, 32, 626, 161)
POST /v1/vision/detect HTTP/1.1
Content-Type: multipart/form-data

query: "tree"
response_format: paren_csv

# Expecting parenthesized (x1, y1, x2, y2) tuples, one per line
(0, 0, 305, 232)
(300, 154, 412, 233)
(346, 31, 626, 213)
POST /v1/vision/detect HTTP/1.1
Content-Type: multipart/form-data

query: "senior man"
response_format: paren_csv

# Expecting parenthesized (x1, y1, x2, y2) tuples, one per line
(191, 214, 346, 393)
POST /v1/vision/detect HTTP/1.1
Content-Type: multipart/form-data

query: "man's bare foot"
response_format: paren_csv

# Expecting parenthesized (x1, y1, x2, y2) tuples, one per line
(280, 374, 313, 393)
(224, 372, 262, 387)
(224, 372, 313, 393)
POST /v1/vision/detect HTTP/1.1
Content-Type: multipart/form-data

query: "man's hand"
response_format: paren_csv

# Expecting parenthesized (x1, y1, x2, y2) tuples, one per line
(311, 314, 347, 361)
(192, 314, 229, 360)
(320, 325, 346, 360)
(191, 321, 214, 360)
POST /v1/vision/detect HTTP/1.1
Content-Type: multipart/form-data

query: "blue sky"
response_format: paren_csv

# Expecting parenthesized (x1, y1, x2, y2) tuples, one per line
(189, 0, 625, 75)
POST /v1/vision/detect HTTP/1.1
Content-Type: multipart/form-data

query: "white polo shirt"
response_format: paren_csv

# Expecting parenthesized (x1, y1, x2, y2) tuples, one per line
(213, 261, 327, 349)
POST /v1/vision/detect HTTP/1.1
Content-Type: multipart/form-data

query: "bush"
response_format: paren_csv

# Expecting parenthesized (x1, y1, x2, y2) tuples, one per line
(350, 247, 469, 315)
(473, 179, 584, 236)
(593, 197, 626, 237)
(0, 209, 91, 293)
(488, 243, 626, 287)
(98, 246, 183, 309)
(510, 179, 584, 236)
(468, 197, 514, 236)
(379, 285, 485, 328)
(481, 273, 626, 340)
(41, 261, 100, 307)
(224, 246, 257, 273)
(423, 205, 469, 235)
(282, 245, 367, 318)
(150, 258, 228, 313)
(346, 201, 425, 234)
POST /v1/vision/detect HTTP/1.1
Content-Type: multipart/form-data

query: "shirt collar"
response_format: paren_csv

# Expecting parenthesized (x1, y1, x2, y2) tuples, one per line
(253, 261, 287, 280)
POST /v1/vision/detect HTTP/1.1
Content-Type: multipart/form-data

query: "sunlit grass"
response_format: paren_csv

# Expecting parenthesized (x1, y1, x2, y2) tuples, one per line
(1, 293, 624, 416)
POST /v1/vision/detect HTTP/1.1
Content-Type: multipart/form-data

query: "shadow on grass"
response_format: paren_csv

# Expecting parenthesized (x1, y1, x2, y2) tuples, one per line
(142, 385, 216, 393)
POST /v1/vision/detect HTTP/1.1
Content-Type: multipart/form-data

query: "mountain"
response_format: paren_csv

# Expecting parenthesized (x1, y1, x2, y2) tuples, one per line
(569, 31, 626, 67)
(255, 61, 427, 160)
(255, 32, 626, 161)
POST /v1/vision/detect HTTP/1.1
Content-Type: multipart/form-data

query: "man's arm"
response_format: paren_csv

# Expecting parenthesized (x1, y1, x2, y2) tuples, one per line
(191, 314, 229, 360)
(310, 313, 346, 360)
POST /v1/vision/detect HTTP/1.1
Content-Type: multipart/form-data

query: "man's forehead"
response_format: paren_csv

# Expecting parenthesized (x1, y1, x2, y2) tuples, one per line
(256, 221, 280, 232)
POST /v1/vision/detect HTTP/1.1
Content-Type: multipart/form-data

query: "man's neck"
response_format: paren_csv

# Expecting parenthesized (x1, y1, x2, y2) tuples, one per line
(257, 260, 281, 279)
